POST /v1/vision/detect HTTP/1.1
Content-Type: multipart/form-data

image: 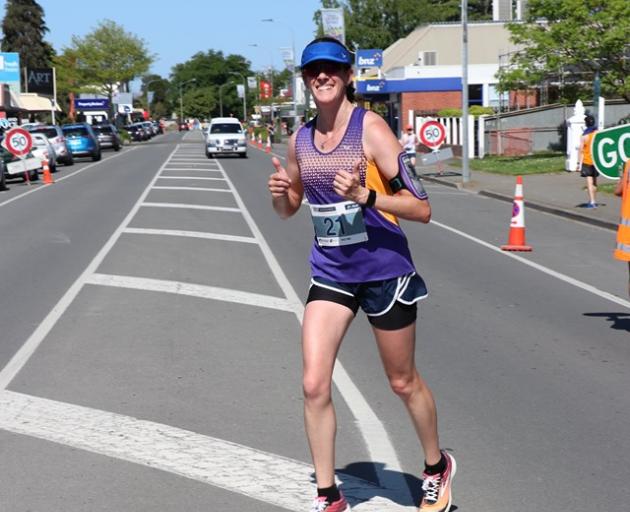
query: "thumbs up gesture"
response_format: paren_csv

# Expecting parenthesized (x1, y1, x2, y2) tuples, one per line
(333, 160, 365, 203)
(268, 156, 292, 198)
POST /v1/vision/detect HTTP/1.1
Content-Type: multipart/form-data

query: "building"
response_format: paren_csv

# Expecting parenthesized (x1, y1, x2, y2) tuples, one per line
(356, 0, 530, 134)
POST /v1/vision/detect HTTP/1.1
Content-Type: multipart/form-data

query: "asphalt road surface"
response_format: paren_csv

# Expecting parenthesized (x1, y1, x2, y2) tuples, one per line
(1, 130, 628, 511)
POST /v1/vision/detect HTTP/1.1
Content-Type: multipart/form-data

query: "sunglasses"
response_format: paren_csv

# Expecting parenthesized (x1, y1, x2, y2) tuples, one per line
(302, 61, 347, 77)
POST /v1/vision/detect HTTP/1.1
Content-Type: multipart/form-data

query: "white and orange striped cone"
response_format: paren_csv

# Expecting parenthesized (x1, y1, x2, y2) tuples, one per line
(501, 175, 532, 252)
(265, 136, 271, 153)
(257, 134, 263, 149)
(250, 132, 255, 145)
(42, 160, 54, 184)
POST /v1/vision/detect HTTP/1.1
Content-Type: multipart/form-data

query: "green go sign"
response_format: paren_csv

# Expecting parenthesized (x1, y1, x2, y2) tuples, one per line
(592, 123, 630, 179)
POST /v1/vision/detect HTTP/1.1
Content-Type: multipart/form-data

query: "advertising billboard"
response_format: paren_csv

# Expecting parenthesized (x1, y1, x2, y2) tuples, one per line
(0, 52, 21, 93)
(356, 50, 383, 68)
(320, 8, 345, 44)
(25, 67, 55, 96)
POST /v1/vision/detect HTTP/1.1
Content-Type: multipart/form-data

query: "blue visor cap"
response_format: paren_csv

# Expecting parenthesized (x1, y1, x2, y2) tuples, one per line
(301, 41, 353, 68)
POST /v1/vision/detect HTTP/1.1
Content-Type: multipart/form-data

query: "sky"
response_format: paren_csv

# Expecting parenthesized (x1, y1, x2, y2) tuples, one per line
(0, 0, 323, 90)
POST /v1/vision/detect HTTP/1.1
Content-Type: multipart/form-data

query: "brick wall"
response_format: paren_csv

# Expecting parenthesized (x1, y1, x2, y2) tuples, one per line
(400, 91, 461, 117)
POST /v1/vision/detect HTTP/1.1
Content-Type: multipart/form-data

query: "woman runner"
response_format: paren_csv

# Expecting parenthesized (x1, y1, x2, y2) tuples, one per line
(267, 37, 455, 512)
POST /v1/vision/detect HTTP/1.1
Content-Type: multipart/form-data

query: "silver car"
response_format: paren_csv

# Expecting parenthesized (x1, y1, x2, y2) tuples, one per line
(31, 133, 57, 173)
(28, 124, 74, 166)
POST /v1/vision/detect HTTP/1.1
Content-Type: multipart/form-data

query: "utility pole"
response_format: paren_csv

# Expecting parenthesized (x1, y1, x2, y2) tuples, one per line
(461, 0, 470, 184)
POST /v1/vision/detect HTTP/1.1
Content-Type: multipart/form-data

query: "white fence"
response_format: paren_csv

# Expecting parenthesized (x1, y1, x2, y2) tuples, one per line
(413, 115, 486, 159)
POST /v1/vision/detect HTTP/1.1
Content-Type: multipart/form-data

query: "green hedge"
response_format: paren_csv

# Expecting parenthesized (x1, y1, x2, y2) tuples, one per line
(436, 106, 495, 117)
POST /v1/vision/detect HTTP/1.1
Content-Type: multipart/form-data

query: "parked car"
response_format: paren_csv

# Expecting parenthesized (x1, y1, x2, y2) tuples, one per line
(31, 133, 57, 172)
(92, 123, 122, 151)
(61, 123, 101, 161)
(142, 121, 157, 137)
(152, 120, 164, 135)
(123, 124, 146, 142)
(178, 121, 189, 131)
(131, 122, 152, 140)
(205, 117, 247, 158)
(27, 124, 74, 165)
(0, 144, 40, 182)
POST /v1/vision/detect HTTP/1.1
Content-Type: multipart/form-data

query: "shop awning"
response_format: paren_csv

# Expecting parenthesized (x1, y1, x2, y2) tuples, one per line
(15, 92, 61, 112)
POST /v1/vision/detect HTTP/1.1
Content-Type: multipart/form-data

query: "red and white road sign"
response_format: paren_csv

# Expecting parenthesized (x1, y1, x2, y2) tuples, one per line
(419, 120, 446, 149)
(3, 127, 33, 157)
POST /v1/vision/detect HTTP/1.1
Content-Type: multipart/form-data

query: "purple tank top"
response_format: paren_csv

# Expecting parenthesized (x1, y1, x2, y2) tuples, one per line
(295, 107, 415, 282)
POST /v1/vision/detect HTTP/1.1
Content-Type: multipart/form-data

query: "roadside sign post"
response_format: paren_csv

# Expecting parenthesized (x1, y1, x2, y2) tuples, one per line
(591, 123, 630, 179)
(419, 120, 447, 175)
(2, 127, 34, 184)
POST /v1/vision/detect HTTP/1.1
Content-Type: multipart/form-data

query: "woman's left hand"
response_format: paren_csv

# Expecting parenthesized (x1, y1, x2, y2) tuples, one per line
(333, 161, 368, 204)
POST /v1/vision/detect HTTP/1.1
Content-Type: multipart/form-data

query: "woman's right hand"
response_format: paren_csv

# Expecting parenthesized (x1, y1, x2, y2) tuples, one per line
(268, 157, 292, 198)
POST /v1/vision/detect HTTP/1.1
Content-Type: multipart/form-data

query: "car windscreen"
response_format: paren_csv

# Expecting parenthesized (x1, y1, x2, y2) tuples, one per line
(93, 126, 113, 134)
(210, 123, 241, 134)
(30, 128, 58, 138)
(62, 127, 88, 137)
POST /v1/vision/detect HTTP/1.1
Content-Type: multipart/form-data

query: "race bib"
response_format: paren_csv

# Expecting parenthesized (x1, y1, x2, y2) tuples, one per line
(310, 201, 368, 247)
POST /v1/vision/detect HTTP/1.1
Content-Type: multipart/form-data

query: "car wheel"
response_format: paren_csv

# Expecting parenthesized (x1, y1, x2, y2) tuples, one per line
(64, 155, 74, 166)
(114, 144, 121, 151)
(51, 164, 57, 173)
(29, 169, 39, 181)
(0, 168, 6, 190)
(239, 153, 248, 158)
(92, 150, 101, 161)
(206, 152, 214, 159)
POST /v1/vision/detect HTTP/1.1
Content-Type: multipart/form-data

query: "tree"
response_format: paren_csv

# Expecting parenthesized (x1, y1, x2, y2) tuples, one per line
(313, 0, 493, 51)
(66, 20, 153, 114)
(140, 74, 172, 116)
(1, 0, 54, 68)
(497, 0, 630, 103)
(170, 50, 254, 118)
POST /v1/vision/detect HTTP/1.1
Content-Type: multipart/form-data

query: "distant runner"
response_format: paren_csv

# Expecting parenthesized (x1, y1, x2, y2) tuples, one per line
(267, 37, 456, 512)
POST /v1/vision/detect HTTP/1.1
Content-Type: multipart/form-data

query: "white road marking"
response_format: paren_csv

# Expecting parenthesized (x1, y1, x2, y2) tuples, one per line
(152, 186, 232, 193)
(86, 274, 297, 312)
(0, 146, 179, 389)
(123, 227, 257, 244)
(162, 168, 222, 172)
(141, 202, 240, 213)
(215, 160, 415, 505)
(0, 147, 139, 208)
(157, 176, 228, 181)
(431, 219, 630, 309)
(0, 390, 409, 512)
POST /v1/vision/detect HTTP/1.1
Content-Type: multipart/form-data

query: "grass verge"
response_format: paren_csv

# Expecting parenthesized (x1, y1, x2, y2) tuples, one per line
(450, 152, 566, 175)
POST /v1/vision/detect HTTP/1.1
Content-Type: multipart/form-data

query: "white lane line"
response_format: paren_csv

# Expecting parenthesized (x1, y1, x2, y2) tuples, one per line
(0, 147, 139, 208)
(162, 168, 222, 172)
(0, 390, 409, 512)
(152, 186, 232, 193)
(216, 160, 415, 504)
(0, 146, 180, 389)
(123, 227, 257, 244)
(141, 202, 240, 213)
(157, 176, 227, 182)
(86, 274, 297, 312)
(430, 219, 630, 309)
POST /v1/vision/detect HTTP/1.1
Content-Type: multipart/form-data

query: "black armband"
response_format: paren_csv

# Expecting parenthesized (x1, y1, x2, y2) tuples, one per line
(364, 189, 377, 208)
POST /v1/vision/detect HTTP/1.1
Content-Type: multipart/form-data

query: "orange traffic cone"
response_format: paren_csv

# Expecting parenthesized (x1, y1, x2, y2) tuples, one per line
(42, 160, 54, 184)
(257, 134, 263, 149)
(250, 132, 255, 145)
(501, 176, 532, 251)
(265, 136, 271, 153)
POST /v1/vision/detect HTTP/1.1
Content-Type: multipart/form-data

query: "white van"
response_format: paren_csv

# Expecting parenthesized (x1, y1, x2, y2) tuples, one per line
(205, 117, 247, 158)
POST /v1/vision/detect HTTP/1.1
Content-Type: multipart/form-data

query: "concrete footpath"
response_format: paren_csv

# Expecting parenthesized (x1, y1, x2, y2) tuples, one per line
(264, 140, 621, 231)
(418, 163, 621, 231)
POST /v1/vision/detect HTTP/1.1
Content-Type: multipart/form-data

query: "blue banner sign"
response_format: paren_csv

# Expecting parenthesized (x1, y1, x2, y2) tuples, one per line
(0, 52, 21, 92)
(357, 77, 462, 95)
(75, 98, 110, 110)
(356, 49, 383, 68)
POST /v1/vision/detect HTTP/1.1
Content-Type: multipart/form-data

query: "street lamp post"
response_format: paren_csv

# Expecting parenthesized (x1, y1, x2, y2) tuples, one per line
(229, 72, 247, 122)
(219, 82, 237, 117)
(248, 43, 274, 98)
(178, 78, 197, 122)
(262, 18, 299, 129)
(145, 79, 161, 117)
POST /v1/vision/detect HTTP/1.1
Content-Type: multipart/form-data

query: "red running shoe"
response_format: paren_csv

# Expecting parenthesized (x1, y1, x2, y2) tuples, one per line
(419, 451, 457, 512)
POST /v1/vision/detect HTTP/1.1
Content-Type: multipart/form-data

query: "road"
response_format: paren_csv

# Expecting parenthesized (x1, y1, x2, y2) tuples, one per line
(1, 130, 628, 511)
